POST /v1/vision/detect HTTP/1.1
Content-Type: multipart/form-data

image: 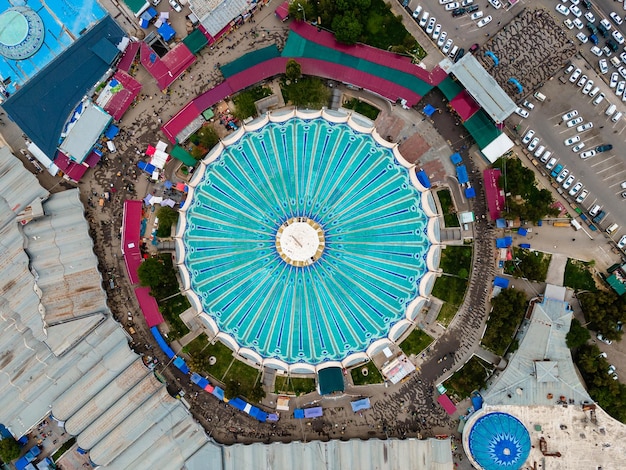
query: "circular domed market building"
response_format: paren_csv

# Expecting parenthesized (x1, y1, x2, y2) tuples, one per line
(463, 411, 532, 470)
(0, 6, 45, 61)
(175, 108, 441, 374)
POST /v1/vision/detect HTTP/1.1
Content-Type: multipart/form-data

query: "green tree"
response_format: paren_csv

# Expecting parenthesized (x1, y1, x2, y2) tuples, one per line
(248, 382, 267, 403)
(285, 59, 302, 81)
(332, 13, 363, 45)
(196, 126, 219, 150)
(481, 289, 528, 355)
(288, 0, 314, 21)
(224, 378, 242, 399)
(137, 257, 168, 289)
(566, 318, 591, 349)
(0, 438, 21, 463)
(579, 291, 626, 340)
(156, 206, 179, 238)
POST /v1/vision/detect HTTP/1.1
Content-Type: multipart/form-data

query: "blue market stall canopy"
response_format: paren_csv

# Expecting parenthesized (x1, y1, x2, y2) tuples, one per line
(105, 124, 119, 140)
(493, 276, 510, 288)
(158, 23, 176, 42)
(423, 104, 436, 116)
(450, 152, 462, 165)
(496, 237, 512, 248)
(457, 165, 469, 184)
(465, 187, 476, 198)
(351, 398, 371, 412)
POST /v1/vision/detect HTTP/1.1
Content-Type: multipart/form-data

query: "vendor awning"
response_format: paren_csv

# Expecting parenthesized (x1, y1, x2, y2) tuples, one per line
(304, 407, 323, 418)
(437, 394, 457, 415)
(171, 144, 197, 166)
(350, 398, 371, 412)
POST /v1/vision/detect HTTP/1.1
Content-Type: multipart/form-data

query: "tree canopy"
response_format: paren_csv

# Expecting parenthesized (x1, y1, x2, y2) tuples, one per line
(137, 257, 168, 290)
(156, 206, 179, 238)
(481, 288, 528, 355)
(494, 157, 560, 221)
(332, 13, 363, 45)
(285, 59, 302, 81)
(579, 290, 626, 340)
(0, 438, 21, 463)
(575, 343, 626, 423)
(566, 318, 591, 349)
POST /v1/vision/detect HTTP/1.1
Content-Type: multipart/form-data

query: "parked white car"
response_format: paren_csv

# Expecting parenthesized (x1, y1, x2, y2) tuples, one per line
(556, 168, 570, 183)
(590, 46, 603, 57)
(610, 72, 619, 88)
(582, 80, 594, 94)
(599, 58, 609, 74)
(563, 175, 576, 189)
(556, 4, 570, 15)
(442, 39, 453, 55)
(515, 107, 529, 118)
(576, 188, 589, 202)
(569, 182, 583, 196)
(522, 129, 535, 144)
(580, 149, 596, 159)
(613, 30, 625, 45)
(437, 31, 447, 47)
(567, 117, 584, 127)
(477, 15, 492, 27)
(610, 11, 623, 25)
(528, 137, 540, 152)
(445, 2, 460, 10)
(572, 142, 585, 152)
(488, 0, 502, 8)
(570, 68, 582, 82)
(562, 109, 579, 121)
(576, 122, 593, 132)
(564, 135, 581, 146)
(470, 11, 483, 20)
(576, 32, 588, 43)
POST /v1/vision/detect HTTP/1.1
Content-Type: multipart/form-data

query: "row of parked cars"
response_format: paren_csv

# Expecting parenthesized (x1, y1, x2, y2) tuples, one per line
(411, 3, 478, 61)
(566, 64, 625, 121)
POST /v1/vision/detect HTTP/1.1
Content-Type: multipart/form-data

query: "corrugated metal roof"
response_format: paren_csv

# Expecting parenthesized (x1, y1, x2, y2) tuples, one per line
(52, 344, 138, 421)
(483, 291, 591, 406)
(0, 147, 49, 227)
(193, 0, 250, 36)
(448, 54, 517, 124)
(23, 190, 108, 329)
(58, 102, 112, 163)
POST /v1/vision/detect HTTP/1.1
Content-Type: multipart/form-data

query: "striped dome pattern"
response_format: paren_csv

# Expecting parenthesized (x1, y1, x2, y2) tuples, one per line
(181, 113, 433, 366)
(468, 412, 531, 470)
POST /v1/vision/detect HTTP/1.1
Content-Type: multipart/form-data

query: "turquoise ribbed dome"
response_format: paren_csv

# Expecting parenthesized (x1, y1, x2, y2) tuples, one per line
(182, 116, 431, 365)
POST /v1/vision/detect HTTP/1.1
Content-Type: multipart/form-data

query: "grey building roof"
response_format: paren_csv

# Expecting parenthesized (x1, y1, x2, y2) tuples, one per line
(191, 0, 251, 37)
(0, 147, 453, 470)
(58, 102, 112, 163)
(482, 286, 591, 406)
(448, 54, 517, 124)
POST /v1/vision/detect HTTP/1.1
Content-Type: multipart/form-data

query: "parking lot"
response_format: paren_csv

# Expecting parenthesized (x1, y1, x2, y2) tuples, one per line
(510, 55, 626, 243)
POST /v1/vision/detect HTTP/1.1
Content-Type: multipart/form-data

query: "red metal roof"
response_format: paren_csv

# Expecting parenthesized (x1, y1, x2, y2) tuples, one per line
(104, 71, 142, 121)
(275, 1, 289, 21)
(298, 57, 421, 105)
(484, 168, 505, 221)
(192, 81, 233, 111)
(437, 394, 457, 415)
(140, 42, 196, 90)
(117, 41, 140, 72)
(134, 286, 164, 327)
(54, 151, 89, 182)
(161, 101, 202, 143)
(450, 89, 481, 121)
(122, 199, 143, 284)
(290, 21, 436, 84)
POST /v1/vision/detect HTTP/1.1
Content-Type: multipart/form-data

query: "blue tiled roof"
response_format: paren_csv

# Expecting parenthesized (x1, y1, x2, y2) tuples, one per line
(4, 16, 124, 160)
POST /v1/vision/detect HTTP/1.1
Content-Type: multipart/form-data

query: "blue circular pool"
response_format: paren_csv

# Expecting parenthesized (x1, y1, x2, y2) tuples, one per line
(178, 112, 437, 368)
(467, 412, 531, 470)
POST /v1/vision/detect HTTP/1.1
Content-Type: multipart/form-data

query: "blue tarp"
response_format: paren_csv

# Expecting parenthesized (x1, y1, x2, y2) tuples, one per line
(164, 180, 173, 189)
(294, 409, 305, 419)
(350, 398, 371, 412)
(496, 236, 513, 248)
(304, 407, 323, 418)
(465, 187, 476, 198)
(471, 394, 483, 411)
(197, 377, 210, 388)
(450, 152, 462, 165)
(423, 104, 436, 116)
(138, 161, 156, 174)
(190, 372, 203, 385)
(416, 169, 431, 188)
(105, 124, 119, 140)
(173, 357, 190, 374)
(139, 18, 149, 29)
(496, 218, 507, 228)
(494, 276, 510, 288)
(158, 23, 176, 42)
(520, 243, 531, 249)
(212, 386, 225, 400)
(249, 406, 267, 422)
(229, 398, 247, 411)
(151, 326, 176, 358)
(518, 227, 528, 236)
(457, 165, 469, 184)
(140, 7, 157, 21)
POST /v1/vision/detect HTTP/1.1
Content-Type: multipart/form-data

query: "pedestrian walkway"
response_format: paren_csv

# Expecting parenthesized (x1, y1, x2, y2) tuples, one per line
(545, 253, 568, 286)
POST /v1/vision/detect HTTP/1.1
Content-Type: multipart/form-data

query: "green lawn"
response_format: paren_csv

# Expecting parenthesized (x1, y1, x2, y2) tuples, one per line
(399, 328, 433, 356)
(446, 356, 492, 400)
(350, 361, 384, 385)
(437, 302, 460, 327)
(223, 359, 260, 394)
(439, 245, 472, 279)
(343, 98, 380, 120)
(274, 376, 317, 395)
(437, 189, 460, 227)
(184, 335, 233, 381)
(564, 259, 598, 292)
(160, 294, 190, 341)
(233, 86, 272, 119)
(432, 275, 468, 307)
